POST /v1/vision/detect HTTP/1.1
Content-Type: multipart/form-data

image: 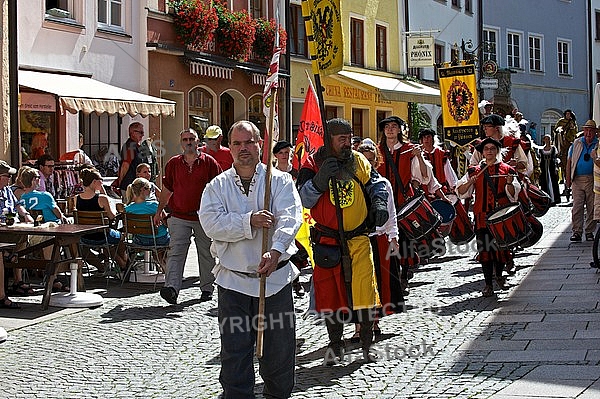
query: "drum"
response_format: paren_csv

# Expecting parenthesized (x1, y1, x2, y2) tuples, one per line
(521, 213, 543, 248)
(448, 197, 476, 245)
(486, 203, 532, 249)
(397, 194, 442, 241)
(527, 184, 552, 217)
(431, 199, 456, 237)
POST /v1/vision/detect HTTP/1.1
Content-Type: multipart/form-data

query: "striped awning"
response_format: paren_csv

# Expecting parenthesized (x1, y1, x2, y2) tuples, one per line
(251, 73, 286, 88)
(189, 62, 233, 80)
(19, 70, 175, 117)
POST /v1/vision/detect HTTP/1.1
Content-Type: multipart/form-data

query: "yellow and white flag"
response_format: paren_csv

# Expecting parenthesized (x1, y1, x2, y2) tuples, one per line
(301, 0, 343, 77)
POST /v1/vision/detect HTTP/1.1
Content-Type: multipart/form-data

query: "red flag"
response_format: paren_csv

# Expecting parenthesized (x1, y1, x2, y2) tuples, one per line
(292, 81, 323, 170)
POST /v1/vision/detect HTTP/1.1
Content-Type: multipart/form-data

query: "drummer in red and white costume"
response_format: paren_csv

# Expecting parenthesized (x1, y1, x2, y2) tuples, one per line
(377, 116, 432, 295)
(456, 137, 521, 297)
(471, 114, 528, 174)
(418, 128, 458, 201)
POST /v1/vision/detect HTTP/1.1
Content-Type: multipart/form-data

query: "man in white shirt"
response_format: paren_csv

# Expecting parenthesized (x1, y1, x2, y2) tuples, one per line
(199, 120, 302, 399)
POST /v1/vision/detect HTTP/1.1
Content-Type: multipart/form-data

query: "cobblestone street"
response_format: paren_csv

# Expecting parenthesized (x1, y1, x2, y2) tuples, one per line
(2, 203, 600, 398)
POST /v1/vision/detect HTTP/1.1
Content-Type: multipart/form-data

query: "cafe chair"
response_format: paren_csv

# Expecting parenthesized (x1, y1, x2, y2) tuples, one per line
(121, 212, 169, 290)
(72, 209, 121, 282)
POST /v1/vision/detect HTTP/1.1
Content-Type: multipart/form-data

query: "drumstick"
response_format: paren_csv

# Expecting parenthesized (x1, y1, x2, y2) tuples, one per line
(398, 144, 422, 155)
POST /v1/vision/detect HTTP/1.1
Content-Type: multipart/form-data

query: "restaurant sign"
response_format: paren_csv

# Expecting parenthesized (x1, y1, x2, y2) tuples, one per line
(407, 36, 434, 68)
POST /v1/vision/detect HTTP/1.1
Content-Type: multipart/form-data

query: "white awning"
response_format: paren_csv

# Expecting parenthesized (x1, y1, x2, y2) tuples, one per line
(337, 70, 441, 105)
(19, 70, 175, 117)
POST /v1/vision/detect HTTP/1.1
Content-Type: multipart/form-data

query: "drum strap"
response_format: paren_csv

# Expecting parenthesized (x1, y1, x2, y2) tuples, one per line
(483, 168, 500, 209)
(331, 176, 353, 309)
(382, 145, 407, 208)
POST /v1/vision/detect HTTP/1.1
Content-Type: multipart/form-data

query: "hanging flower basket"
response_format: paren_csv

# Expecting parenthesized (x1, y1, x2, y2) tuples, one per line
(214, 0, 256, 62)
(253, 18, 288, 64)
(170, 0, 218, 51)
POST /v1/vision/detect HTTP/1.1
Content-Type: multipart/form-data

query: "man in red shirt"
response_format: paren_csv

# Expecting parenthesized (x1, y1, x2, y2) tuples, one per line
(199, 125, 234, 171)
(154, 128, 223, 304)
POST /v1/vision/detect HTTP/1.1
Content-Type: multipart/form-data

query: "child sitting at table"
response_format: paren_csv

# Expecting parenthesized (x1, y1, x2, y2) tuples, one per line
(125, 177, 170, 246)
(123, 163, 161, 205)
(125, 178, 170, 267)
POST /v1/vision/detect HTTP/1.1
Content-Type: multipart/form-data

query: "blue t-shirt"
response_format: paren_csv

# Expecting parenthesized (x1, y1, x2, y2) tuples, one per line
(569, 137, 598, 176)
(125, 200, 168, 239)
(21, 190, 59, 222)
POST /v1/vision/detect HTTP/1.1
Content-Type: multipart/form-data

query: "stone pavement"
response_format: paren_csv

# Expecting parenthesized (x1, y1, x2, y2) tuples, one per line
(1, 203, 600, 398)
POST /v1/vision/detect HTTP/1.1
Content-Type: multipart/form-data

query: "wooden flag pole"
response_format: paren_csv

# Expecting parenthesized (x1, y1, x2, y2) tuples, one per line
(256, 87, 278, 359)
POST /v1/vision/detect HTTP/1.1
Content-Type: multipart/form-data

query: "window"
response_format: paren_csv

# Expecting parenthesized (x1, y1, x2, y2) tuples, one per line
(248, 95, 265, 134)
(596, 11, 600, 40)
(376, 25, 387, 71)
(98, 0, 123, 29)
(507, 32, 521, 69)
(250, 0, 263, 20)
(451, 0, 460, 8)
(465, 0, 472, 13)
(325, 106, 338, 120)
(351, 18, 364, 67)
(352, 109, 364, 137)
(290, 4, 307, 57)
(188, 87, 213, 133)
(528, 35, 543, 72)
(558, 40, 571, 76)
(483, 29, 497, 62)
(45, 0, 83, 24)
(433, 43, 444, 82)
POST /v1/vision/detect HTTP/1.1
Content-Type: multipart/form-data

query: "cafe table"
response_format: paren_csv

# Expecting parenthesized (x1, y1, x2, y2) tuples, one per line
(0, 222, 107, 310)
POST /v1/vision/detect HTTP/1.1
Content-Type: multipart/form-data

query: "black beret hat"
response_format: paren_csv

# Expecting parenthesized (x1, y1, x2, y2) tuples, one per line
(475, 137, 502, 153)
(378, 116, 405, 132)
(481, 114, 505, 126)
(418, 128, 436, 139)
(272, 140, 292, 154)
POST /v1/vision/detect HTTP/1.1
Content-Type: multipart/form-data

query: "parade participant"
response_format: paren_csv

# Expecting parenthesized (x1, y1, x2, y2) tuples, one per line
(555, 109, 578, 187)
(198, 125, 234, 171)
(155, 128, 222, 305)
(377, 116, 431, 295)
(566, 120, 598, 242)
(539, 135, 561, 205)
(470, 114, 528, 174)
(418, 128, 457, 201)
(200, 120, 301, 398)
(456, 137, 521, 297)
(273, 140, 307, 297)
(354, 142, 403, 340)
(298, 118, 389, 364)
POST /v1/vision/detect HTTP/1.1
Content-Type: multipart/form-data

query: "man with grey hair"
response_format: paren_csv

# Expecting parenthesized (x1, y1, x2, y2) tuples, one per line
(154, 128, 222, 304)
(200, 120, 301, 398)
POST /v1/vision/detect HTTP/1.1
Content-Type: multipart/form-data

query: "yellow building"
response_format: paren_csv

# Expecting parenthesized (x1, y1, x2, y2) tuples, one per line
(289, 0, 439, 142)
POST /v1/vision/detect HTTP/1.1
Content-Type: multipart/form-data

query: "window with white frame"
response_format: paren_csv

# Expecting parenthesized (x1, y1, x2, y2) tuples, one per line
(45, 0, 82, 23)
(557, 40, 571, 76)
(507, 32, 521, 69)
(98, 0, 123, 30)
(482, 29, 497, 62)
(528, 34, 543, 72)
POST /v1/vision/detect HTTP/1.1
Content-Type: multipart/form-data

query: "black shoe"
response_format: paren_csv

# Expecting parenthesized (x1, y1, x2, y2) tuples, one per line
(199, 291, 213, 302)
(570, 233, 582, 242)
(323, 341, 345, 366)
(160, 286, 178, 305)
(586, 233, 595, 241)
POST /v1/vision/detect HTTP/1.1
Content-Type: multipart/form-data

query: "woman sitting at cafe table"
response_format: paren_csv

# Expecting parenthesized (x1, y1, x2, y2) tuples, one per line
(74, 167, 128, 269)
(20, 167, 70, 224)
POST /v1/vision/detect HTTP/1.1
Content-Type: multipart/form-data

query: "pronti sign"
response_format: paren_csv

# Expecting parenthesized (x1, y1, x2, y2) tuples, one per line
(407, 36, 434, 68)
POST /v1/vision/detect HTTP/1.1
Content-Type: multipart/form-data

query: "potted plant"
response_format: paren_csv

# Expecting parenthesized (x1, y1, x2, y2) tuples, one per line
(170, 0, 218, 51)
(214, 0, 255, 62)
(253, 18, 287, 64)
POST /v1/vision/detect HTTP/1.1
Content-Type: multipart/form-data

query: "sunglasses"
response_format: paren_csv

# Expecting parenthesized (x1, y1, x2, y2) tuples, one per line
(585, 153, 591, 162)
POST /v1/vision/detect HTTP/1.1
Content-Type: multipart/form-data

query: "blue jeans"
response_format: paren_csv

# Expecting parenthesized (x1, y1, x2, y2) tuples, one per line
(132, 234, 170, 247)
(218, 284, 295, 399)
(164, 216, 215, 294)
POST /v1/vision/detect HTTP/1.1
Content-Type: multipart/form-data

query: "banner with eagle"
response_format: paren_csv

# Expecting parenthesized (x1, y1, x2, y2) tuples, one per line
(301, 0, 343, 77)
(439, 64, 480, 146)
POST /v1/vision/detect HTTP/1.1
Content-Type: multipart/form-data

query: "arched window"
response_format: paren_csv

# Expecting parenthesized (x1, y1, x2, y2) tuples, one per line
(189, 87, 213, 135)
